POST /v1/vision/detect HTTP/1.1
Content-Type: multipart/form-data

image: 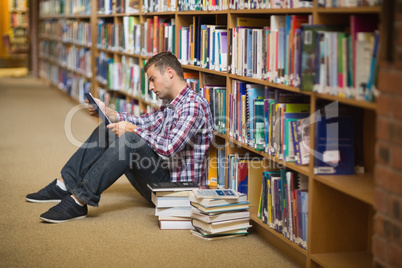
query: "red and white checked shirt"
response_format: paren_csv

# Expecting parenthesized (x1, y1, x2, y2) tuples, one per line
(116, 85, 214, 186)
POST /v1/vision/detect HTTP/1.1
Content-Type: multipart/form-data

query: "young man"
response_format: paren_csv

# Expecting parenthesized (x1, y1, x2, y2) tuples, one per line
(26, 52, 214, 223)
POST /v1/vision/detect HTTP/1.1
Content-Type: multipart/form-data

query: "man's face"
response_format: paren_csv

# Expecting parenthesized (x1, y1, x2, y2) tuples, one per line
(146, 65, 171, 100)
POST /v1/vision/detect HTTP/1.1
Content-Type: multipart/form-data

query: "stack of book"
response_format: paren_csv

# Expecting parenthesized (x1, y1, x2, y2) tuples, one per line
(147, 182, 199, 230)
(189, 189, 252, 240)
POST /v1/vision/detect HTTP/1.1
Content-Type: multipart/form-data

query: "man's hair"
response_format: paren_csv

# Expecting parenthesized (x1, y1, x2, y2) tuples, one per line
(144, 51, 184, 80)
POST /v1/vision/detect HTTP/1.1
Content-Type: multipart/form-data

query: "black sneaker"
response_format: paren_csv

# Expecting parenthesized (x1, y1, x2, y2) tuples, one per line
(26, 179, 70, 203)
(40, 195, 88, 223)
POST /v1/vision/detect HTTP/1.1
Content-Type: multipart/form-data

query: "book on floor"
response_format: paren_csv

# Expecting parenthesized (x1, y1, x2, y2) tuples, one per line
(151, 192, 190, 208)
(190, 228, 247, 240)
(191, 208, 250, 223)
(189, 192, 248, 208)
(192, 189, 239, 199)
(190, 201, 250, 214)
(191, 218, 252, 234)
(147, 181, 199, 192)
(158, 216, 194, 230)
(155, 206, 192, 217)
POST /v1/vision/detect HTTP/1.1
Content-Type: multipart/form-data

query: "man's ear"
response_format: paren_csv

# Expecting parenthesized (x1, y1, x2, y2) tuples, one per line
(166, 67, 175, 79)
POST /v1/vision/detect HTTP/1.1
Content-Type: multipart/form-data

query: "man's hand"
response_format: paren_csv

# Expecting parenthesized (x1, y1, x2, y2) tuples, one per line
(85, 98, 117, 122)
(107, 121, 138, 137)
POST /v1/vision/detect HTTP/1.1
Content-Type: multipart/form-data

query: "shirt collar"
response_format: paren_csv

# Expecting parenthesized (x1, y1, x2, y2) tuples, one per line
(165, 85, 191, 108)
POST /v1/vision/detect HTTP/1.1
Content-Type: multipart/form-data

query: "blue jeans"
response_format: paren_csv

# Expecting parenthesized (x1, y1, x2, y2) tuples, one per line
(61, 124, 170, 207)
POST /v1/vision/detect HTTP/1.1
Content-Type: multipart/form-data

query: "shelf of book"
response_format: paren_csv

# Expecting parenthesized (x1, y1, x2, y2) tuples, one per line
(310, 251, 372, 268)
(249, 206, 307, 267)
(314, 173, 374, 205)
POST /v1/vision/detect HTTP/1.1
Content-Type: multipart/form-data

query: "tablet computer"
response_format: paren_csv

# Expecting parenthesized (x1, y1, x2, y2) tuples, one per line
(84, 93, 112, 126)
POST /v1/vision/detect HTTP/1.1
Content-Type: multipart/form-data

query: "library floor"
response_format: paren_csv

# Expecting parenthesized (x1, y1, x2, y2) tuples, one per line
(0, 76, 300, 268)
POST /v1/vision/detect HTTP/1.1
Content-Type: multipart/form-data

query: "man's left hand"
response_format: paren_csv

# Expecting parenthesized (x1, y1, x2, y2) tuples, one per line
(107, 121, 137, 137)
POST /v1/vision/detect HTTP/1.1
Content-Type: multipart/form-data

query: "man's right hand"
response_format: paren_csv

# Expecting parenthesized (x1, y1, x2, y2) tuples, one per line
(85, 98, 103, 118)
(85, 98, 117, 122)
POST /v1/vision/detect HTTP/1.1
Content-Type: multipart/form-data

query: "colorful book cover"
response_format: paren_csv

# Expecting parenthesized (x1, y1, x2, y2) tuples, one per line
(314, 115, 355, 175)
(300, 24, 344, 92)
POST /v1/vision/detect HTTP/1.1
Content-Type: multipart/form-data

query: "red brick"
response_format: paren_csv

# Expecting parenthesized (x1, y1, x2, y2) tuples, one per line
(390, 195, 402, 221)
(376, 142, 391, 165)
(389, 120, 402, 145)
(375, 165, 402, 195)
(378, 69, 402, 94)
(377, 117, 391, 141)
(389, 243, 402, 267)
(373, 234, 388, 263)
(391, 145, 402, 170)
(377, 94, 394, 117)
(394, 97, 402, 120)
(375, 214, 388, 237)
(375, 190, 390, 215)
(391, 220, 402, 246)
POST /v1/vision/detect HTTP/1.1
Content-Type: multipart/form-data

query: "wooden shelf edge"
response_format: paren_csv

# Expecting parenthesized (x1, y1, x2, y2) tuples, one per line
(249, 207, 307, 267)
(314, 93, 377, 110)
(310, 251, 372, 268)
(229, 8, 313, 14)
(227, 137, 310, 175)
(315, 6, 381, 14)
(314, 173, 374, 205)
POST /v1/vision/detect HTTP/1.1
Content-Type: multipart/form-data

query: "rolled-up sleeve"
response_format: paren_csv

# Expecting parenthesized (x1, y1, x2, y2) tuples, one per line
(134, 102, 206, 157)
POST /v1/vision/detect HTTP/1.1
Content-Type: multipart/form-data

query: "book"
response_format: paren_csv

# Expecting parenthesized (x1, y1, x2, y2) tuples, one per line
(191, 218, 252, 234)
(189, 193, 248, 208)
(314, 114, 355, 175)
(159, 219, 194, 230)
(300, 24, 344, 92)
(237, 159, 264, 207)
(147, 181, 199, 192)
(190, 202, 250, 214)
(154, 191, 192, 197)
(190, 230, 247, 240)
(191, 209, 250, 223)
(155, 206, 192, 217)
(151, 193, 190, 208)
(192, 189, 240, 199)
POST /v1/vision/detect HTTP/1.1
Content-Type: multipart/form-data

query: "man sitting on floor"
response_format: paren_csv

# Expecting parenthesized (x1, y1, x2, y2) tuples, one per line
(26, 51, 214, 223)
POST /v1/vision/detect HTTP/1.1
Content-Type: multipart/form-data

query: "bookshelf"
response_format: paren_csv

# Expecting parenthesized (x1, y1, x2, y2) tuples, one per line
(7, 0, 29, 58)
(36, 1, 382, 267)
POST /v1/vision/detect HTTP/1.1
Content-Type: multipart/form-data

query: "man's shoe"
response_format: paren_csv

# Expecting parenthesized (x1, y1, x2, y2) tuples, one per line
(26, 179, 70, 203)
(40, 195, 88, 223)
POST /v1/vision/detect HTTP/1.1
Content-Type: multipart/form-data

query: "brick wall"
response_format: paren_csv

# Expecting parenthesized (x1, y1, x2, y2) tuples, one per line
(373, 1, 402, 267)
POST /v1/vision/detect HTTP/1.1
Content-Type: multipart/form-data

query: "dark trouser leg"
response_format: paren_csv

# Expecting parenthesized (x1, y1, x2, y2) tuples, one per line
(61, 125, 170, 206)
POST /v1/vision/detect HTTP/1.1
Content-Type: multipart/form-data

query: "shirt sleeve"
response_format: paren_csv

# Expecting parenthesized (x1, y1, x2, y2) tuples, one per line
(133, 101, 206, 157)
(115, 109, 159, 131)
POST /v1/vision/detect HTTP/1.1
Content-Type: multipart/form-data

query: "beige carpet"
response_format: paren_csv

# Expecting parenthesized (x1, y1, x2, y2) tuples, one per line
(0, 76, 300, 268)
(0, 67, 28, 78)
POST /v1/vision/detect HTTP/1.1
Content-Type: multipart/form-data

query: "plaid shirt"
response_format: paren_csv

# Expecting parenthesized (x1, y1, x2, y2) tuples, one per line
(116, 85, 213, 186)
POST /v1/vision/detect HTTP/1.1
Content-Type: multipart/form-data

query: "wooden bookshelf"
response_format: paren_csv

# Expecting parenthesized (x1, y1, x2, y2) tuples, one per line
(36, 1, 382, 267)
(7, 0, 29, 59)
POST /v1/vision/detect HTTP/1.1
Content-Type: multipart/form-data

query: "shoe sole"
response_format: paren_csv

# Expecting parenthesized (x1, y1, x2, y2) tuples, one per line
(39, 215, 87, 224)
(26, 198, 62, 203)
